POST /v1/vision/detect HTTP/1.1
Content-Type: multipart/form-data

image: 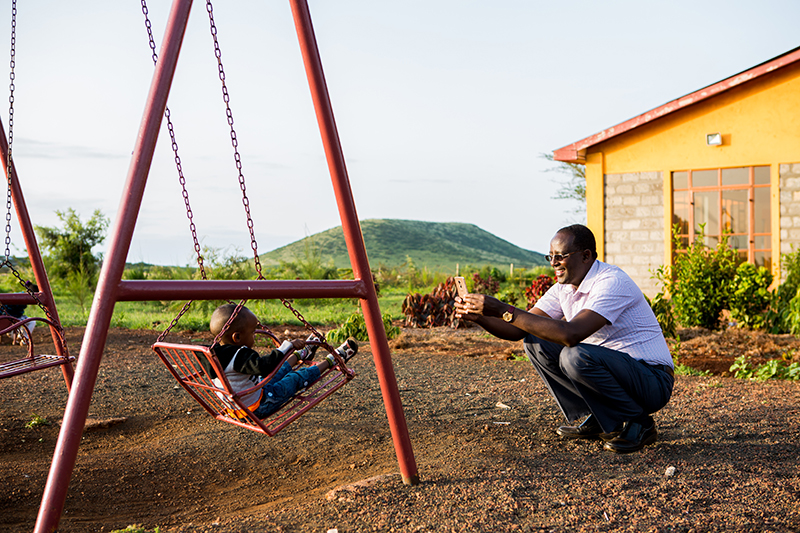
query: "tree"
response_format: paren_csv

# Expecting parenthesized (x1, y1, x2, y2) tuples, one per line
(541, 152, 586, 214)
(35, 208, 109, 280)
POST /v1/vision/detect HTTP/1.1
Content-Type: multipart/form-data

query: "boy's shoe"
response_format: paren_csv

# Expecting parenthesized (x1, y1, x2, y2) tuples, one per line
(335, 339, 358, 362)
(297, 334, 321, 362)
(325, 339, 358, 368)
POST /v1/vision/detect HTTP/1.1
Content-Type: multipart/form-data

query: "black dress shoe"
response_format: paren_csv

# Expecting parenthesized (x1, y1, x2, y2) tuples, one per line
(602, 419, 658, 453)
(557, 415, 610, 439)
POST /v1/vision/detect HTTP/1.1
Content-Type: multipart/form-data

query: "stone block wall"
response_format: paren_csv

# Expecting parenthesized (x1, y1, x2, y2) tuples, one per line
(604, 171, 664, 297)
(779, 163, 800, 277)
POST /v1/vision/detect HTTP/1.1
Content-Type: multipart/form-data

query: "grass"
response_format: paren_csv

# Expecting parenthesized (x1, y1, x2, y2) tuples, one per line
(674, 363, 712, 377)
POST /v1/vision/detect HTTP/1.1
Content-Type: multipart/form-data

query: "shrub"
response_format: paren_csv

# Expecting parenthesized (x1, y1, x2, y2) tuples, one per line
(728, 262, 773, 329)
(326, 311, 399, 344)
(471, 272, 500, 296)
(765, 247, 800, 333)
(730, 354, 800, 381)
(655, 225, 738, 329)
(645, 291, 678, 339)
(524, 274, 555, 309)
(401, 277, 463, 328)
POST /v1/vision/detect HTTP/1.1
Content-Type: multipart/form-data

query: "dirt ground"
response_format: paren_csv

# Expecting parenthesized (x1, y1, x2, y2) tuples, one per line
(1, 323, 800, 532)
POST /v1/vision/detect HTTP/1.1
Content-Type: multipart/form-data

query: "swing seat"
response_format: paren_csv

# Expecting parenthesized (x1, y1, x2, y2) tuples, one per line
(152, 339, 356, 436)
(0, 315, 75, 379)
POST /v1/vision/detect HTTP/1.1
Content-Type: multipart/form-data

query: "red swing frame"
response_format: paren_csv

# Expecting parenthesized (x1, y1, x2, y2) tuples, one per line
(0, 122, 74, 391)
(35, 2, 419, 531)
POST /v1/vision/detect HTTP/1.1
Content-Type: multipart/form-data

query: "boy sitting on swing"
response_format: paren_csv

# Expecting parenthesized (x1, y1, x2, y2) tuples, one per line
(210, 303, 358, 419)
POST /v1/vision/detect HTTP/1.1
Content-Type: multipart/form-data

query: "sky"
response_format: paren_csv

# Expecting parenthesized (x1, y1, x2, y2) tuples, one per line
(4, 0, 800, 267)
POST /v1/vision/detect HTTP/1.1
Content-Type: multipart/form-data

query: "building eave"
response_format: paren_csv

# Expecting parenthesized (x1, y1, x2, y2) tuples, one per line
(552, 46, 800, 164)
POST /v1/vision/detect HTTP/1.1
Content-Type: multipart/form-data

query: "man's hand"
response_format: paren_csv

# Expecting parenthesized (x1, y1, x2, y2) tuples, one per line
(455, 293, 506, 320)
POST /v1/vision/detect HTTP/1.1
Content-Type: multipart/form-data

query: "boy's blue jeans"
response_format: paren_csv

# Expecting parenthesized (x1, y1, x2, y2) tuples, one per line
(253, 362, 321, 419)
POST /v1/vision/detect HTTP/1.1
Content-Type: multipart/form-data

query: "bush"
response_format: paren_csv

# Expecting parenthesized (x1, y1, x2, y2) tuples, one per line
(655, 226, 738, 329)
(471, 272, 500, 296)
(524, 274, 555, 309)
(728, 262, 773, 329)
(730, 354, 800, 381)
(401, 277, 463, 328)
(326, 311, 399, 344)
(765, 247, 800, 333)
(645, 291, 678, 339)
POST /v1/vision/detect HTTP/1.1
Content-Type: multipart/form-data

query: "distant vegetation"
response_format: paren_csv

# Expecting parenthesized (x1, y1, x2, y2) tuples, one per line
(1, 215, 551, 334)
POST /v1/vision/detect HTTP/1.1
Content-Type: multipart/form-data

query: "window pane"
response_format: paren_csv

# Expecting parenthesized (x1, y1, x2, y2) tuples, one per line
(736, 250, 748, 264)
(754, 166, 770, 185)
(726, 235, 749, 249)
(692, 169, 718, 187)
(721, 189, 748, 234)
(722, 167, 749, 186)
(755, 251, 771, 270)
(755, 236, 770, 249)
(694, 191, 719, 236)
(754, 187, 771, 234)
(673, 171, 688, 189)
(673, 190, 690, 234)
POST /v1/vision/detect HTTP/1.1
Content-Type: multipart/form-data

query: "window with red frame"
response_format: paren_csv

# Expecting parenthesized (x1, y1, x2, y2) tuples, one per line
(672, 166, 771, 269)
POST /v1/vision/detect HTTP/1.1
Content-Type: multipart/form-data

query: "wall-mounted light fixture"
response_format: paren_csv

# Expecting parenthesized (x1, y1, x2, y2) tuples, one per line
(706, 132, 722, 146)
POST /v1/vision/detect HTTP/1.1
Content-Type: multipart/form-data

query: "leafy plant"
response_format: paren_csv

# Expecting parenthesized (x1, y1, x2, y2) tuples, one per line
(730, 354, 800, 381)
(26, 414, 50, 429)
(673, 363, 711, 377)
(64, 259, 96, 315)
(645, 291, 678, 339)
(110, 526, 161, 533)
(784, 288, 800, 335)
(401, 277, 463, 328)
(728, 262, 773, 329)
(326, 311, 399, 345)
(524, 274, 555, 309)
(471, 272, 500, 296)
(495, 287, 520, 307)
(655, 224, 738, 329)
(765, 247, 800, 333)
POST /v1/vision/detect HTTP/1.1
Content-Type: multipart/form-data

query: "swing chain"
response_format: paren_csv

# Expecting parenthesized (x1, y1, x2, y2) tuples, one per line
(149, 2, 333, 352)
(203, 2, 320, 342)
(141, 0, 208, 281)
(156, 298, 194, 343)
(205, 1, 263, 279)
(3, 0, 15, 264)
(0, 1, 66, 349)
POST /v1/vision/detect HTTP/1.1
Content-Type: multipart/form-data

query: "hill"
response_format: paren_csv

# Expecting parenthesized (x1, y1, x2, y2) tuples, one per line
(261, 219, 547, 272)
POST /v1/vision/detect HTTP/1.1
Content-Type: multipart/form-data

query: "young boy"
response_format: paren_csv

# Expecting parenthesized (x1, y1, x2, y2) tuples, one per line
(209, 303, 357, 419)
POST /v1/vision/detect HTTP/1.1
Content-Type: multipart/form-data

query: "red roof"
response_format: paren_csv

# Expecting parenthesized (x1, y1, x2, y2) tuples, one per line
(553, 46, 800, 163)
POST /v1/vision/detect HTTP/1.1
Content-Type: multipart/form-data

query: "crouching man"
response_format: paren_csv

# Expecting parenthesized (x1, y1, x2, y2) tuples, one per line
(455, 224, 674, 453)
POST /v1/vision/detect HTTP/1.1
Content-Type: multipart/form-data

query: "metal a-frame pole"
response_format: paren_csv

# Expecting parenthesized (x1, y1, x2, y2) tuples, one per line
(34, 2, 194, 531)
(0, 121, 74, 390)
(36, 1, 417, 531)
(288, 0, 419, 485)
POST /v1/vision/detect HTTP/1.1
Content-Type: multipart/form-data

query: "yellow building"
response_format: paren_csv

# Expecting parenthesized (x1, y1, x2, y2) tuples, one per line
(553, 46, 800, 296)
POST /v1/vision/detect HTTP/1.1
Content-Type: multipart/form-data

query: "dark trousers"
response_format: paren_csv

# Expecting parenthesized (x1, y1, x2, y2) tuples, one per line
(524, 334, 674, 433)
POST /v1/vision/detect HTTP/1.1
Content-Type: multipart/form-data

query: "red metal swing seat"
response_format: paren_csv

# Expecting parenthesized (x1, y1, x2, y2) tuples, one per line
(152, 333, 355, 436)
(0, 315, 74, 380)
